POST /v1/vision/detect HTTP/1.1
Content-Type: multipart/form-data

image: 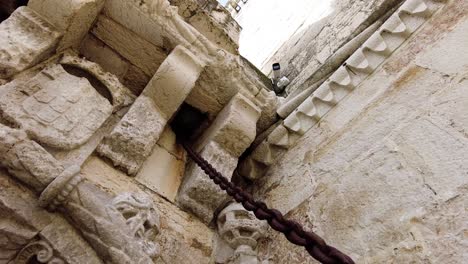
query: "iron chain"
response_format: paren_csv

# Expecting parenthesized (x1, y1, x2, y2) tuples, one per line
(183, 142, 355, 264)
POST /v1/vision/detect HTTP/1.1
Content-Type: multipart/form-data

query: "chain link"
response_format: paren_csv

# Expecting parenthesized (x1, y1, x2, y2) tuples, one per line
(183, 142, 355, 264)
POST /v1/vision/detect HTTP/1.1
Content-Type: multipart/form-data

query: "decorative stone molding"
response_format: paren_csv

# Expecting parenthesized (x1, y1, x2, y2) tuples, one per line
(38, 165, 83, 211)
(239, 0, 446, 180)
(217, 203, 268, 264)
(98, 45, 205, 175)
(0, 124, 158, 263)
(0, 6, 61, 79)
(14, 240, 65, 264)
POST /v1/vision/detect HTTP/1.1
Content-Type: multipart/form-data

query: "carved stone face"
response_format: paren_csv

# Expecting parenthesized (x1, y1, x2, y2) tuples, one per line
(113, 192, 161, 258)
(0, 64, 113, 150)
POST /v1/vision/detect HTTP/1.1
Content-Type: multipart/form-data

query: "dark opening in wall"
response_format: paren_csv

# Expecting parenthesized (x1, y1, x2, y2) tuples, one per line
(0, 0, 29, 22)
(62, 65, 113, 105)
(170, 103, 208, 143)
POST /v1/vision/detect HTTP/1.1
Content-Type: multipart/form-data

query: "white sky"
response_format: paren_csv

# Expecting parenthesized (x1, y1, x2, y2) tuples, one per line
(232, 0, 333, 70)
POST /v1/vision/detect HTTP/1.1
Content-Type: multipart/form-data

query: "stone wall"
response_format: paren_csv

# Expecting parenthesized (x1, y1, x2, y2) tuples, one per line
(255, 0, 468, 262)
(170, 0, 241, 54)
(262, 0, 404, 96)
(0, 0, 275, 263)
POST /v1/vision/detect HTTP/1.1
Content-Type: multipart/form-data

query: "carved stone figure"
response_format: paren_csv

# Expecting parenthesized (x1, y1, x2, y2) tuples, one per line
(113, 193, 161, 258)
(217, 203, 268, 264)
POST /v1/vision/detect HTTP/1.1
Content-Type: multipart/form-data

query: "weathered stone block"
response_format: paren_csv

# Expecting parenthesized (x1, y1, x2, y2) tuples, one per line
(136, 127, 186, 202)
(103, 0, 164, 47)
(0, 64, 113, 150)
(80, 34, 130, 80)
(98, 96, 167, 175)
(177, 141, 238, 224)
(99, 45, 204, 175)
(178, 94, 261, 223)
(196, 93, 261, 157)
(0, 7, 61, 79)
(91, 15, 167, 76)
(142, 45, 205, 118)
(28, 0, 105, 50)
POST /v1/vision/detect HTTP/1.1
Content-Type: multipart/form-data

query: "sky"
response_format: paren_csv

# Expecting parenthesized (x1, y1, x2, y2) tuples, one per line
(218, 0, 229, 5)
(231, 0, 333, 71)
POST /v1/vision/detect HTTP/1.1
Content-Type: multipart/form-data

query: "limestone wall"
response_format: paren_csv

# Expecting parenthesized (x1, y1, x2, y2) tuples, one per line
(255, 0, 468, 262)
(0, 1, 274, 263)
(262, 0, 403, 95)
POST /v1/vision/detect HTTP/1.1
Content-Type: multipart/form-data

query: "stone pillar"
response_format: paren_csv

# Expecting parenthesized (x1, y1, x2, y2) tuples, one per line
(98, 45, 205, 175)
(217, 203, 268, 264)
(177, 94, 260, 223)
(0, 124, 160, 263)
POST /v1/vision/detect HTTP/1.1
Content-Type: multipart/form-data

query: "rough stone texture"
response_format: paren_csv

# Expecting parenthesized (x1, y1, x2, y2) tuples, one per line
(91, 15, 168, 77)
(103, 0, 165, 48)
(98, 45, 204, 175)
(177, 94, 260, 224)
(0, 171, 103, 264)
(80, 156, 214, 264)
(239, 0, 445, 181)
(262, 0, 404, 95)
(28, 0, 105, 51)
(0, 64, 113, 150)
(196, 94, 261, 157)
(177, 141, 239, 224)
(256, 1, 468, 262)
(79, 34, 152, 95)
(170, 0, 241, 54)
(0, 7, 61, 79)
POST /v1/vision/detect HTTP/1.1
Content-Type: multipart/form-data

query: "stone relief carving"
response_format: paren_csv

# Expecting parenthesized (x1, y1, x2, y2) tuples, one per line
(0, 219, 37, 263)
(0, 124, 159, 263)
(239, 0, 446, 180)
(0, 7, 61, 79)
(217, 203, 268, 264)
(59, 53, 135, 113)
(0, 64, 113, 150)
(14, 239, 65, 264)
(112, 193, 161, 259)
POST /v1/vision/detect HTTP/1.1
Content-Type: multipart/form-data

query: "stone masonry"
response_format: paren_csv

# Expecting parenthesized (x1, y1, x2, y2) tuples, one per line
(0, 0, 466, 263)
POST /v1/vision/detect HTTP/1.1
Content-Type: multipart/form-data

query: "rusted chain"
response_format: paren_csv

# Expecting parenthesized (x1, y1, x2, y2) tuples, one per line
(182, 142, 355, 264)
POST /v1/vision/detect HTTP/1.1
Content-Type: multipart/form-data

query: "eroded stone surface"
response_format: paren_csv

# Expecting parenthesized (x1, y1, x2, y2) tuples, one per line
(177, 94, 260, 224)
(0, 64, 113, 150)
(0, 7, 61, 79)
(217, 203, 268, 264)
(256, 2, 468, 262)
(98, 45, 204, 175)
(28, 0, 105, 51)
(80, 155, 214, 264)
